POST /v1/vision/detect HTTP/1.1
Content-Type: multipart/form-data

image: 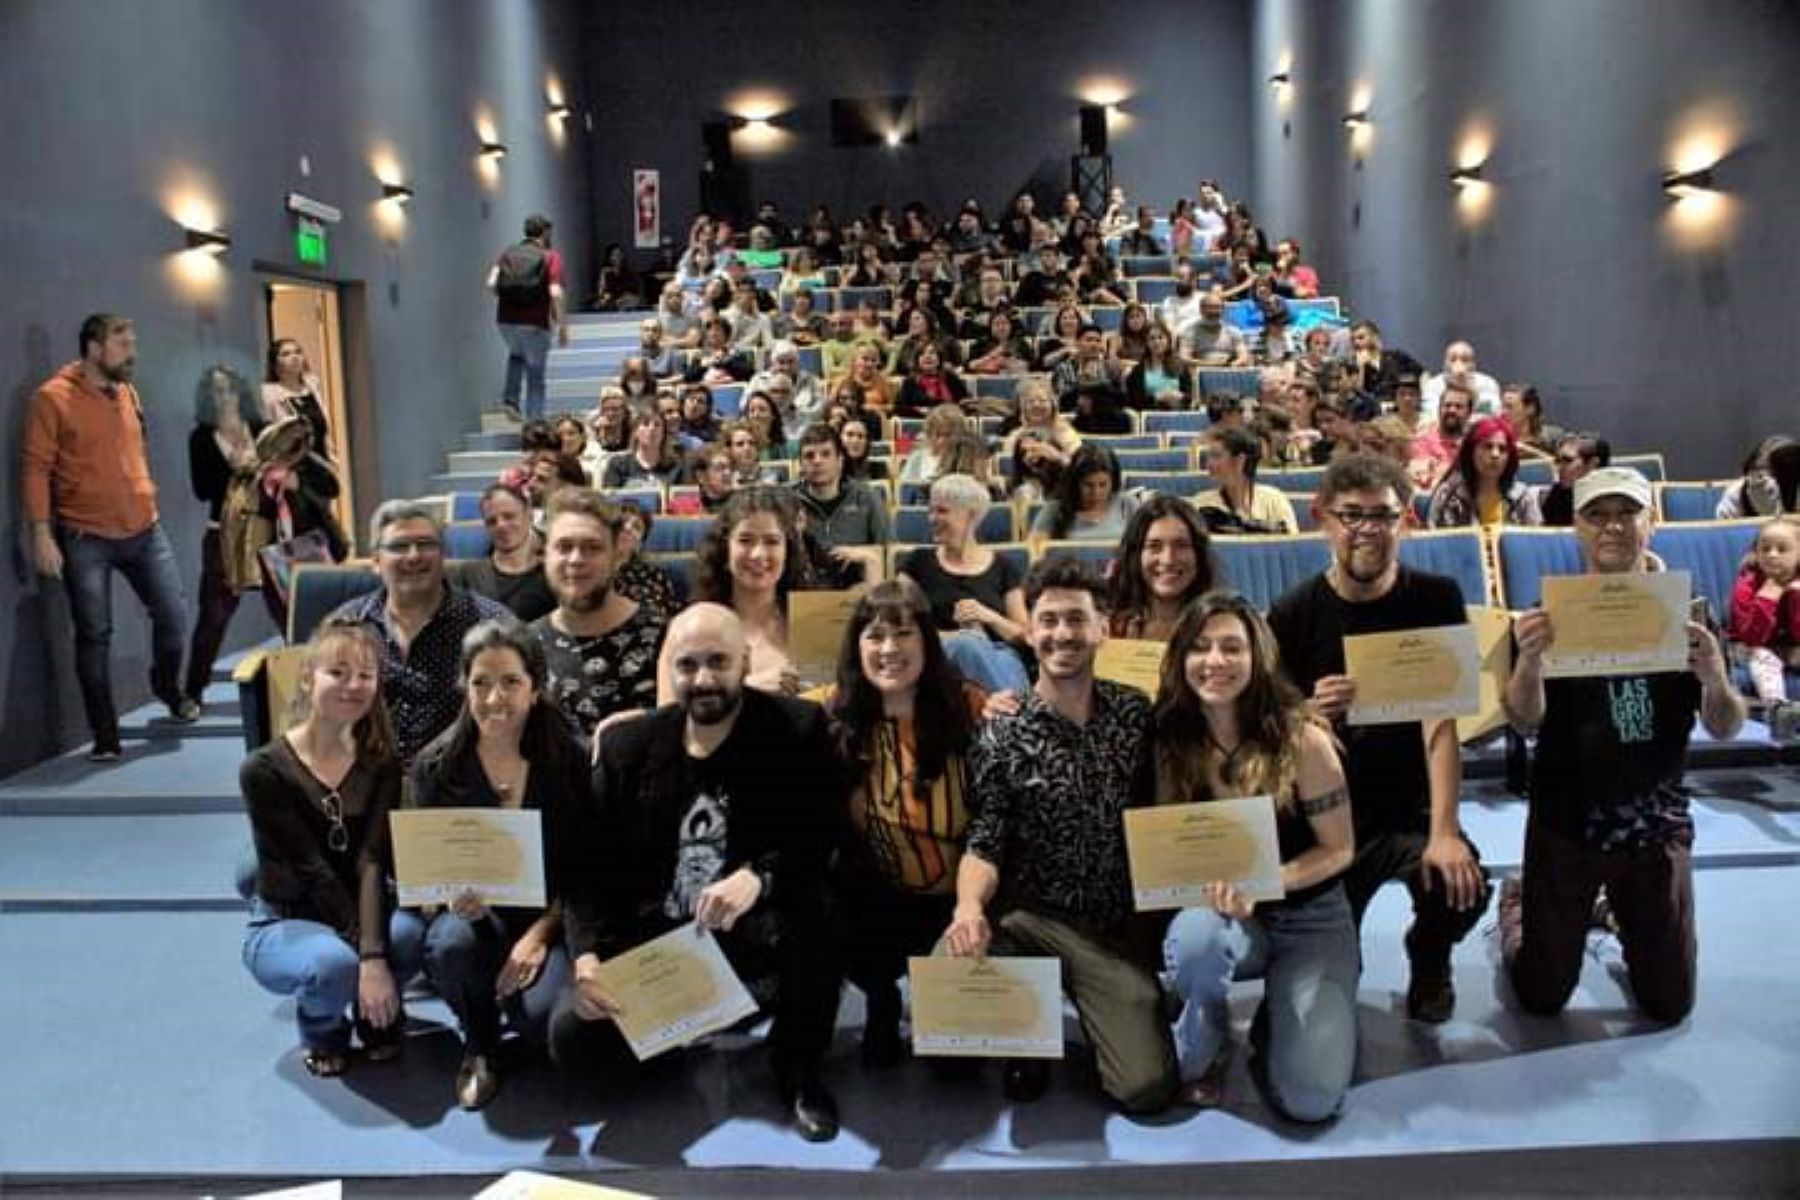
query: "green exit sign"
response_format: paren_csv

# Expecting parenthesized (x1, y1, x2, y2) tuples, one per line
(295, 217, 328, 268)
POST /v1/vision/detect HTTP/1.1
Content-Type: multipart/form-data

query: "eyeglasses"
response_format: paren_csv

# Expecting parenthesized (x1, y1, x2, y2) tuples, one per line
(1577, 506, 1642, 530)
(1555, 454, 1584, 466)
(1327, 508, 1404, 530)
(318, 788, 350, 854)
(379, 538, 442, 556)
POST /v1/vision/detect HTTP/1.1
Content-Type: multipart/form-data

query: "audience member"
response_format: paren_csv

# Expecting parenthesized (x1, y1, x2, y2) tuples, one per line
(329, 500, 510, 765)
(830, 342, 897, 416)
(1118, 206, 1165, 257)
(654, 282, 701, 349)
(638, 318, 681, 379)
(554, 603, 845, 1141)
(793, 424, 891, 549)
(1716, 436, 1800, 519)
(1195, 427, 1299, 534)
(1033, 443, 1137, 542)
(838, 414, 889, 482)
(685, 318, 754, 384)
(489, 214, 566, 419)
(608, 501, 682, 622)
(183, 364, 264, 709)
(1052, 324, 1131, 434)
(1157, 593, 1356, 1118)
(1422, 340, 1501, 417)
(1726, 515, 1800, 734)
(23, 313, 195, 758)
(895, 473, 1030, 692)
(1538, 432, 1611, 527)
(896, 343, 971, 418)
(1501, 467, 1744, 1024)
(262, 339, 338, 471)
(1501, 383, 1558, 457)
(966, 308, 1036, 375)
(1426, 416, 1544, 528)
(899, 404, 967, 486)
(458, 483, 554, 622)
(1107, 496, 1221, 640)
(945, 556, 1178, 1113)
(1125, 324, 1194, 410)
(1178, 291, 1251, 366)
(1109, 302, 1156, 364)
(676, 488, 812, 695)
(410, 620, 585, 1109)
(1268, 454, 1490, 1023)
(600, 408, 685, 490)
(773, 288, 828, 347)
(1409, 381, 1473, 490)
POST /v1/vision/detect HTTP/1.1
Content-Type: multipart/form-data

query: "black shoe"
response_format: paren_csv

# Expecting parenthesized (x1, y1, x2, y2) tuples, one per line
(784, 1076, 840, 1143)
(88, 739, 122, 763)
(1404, 928, 1456, 1024)
(1002, 1059, 1050, 1103)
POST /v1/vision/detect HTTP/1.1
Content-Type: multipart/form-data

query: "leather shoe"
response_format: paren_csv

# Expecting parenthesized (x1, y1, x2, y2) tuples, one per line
(1002, 1059, 1049, 1103)
(455, 1053, 500, 1111)
(785, 1076, 840, 1143)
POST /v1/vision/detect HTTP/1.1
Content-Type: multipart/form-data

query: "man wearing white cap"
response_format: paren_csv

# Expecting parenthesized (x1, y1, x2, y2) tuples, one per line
(1500, 467, 1745, 1024)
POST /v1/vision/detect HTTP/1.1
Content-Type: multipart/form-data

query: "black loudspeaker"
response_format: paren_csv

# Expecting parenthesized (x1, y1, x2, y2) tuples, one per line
(1079, 104, 1108, 156)
(701, 121, 734, 171)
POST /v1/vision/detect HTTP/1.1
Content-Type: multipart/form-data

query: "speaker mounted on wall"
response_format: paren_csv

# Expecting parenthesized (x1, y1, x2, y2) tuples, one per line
(831, 96, 920, 147)
(1079, 104, 1109, 156)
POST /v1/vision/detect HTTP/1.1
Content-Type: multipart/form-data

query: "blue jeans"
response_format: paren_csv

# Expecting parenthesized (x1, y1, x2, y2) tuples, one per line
(498, 323, 553, 417)
(1163, 883, 1360, 1122)
(242, 900, 426, 1052)
(942, 630, 1031, 694)
(58, 522, 188, 744)
(422, 909, 570, 1054)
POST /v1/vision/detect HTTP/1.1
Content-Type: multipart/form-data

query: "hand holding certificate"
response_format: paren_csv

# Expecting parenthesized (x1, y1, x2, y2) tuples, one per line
(588, 922, 758, 1061)
(787, 588, 864, 685)
(908, 956, 1063, 1058)
(1124, 796, 1285, 911)
(1342, 623, 1481, 726)
(389, 808, 546, 908)
(1541, 570, 1692, 677)
(1095, 638, 1167, 696)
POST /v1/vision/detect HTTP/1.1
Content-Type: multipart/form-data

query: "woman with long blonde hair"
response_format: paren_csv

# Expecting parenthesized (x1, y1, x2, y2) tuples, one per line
(1152, 592, 1357, 1120)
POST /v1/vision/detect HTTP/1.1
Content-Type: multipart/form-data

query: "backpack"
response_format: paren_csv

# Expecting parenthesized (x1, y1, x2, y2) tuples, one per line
(494, 240, 548, 303)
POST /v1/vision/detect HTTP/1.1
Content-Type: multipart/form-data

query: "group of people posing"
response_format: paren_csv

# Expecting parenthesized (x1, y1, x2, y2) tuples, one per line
(239, 450, 1740, 1144)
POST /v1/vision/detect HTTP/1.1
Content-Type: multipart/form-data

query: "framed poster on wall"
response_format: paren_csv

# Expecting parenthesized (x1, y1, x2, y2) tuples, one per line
(633, 169, 660, 249)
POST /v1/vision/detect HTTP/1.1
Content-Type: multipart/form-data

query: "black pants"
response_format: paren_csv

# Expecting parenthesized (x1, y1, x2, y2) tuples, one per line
(183, 528, 243, 702)
(835, 869, 954, 1020)
(1340, 829, 1492, 964)
(549, 897, 840, 1086)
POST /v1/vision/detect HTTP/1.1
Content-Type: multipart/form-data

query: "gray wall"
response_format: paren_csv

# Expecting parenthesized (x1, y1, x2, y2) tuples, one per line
(0, 0, 591, 775)
(1251, 0, 1800, 479)
(577, 1, 1254, 251)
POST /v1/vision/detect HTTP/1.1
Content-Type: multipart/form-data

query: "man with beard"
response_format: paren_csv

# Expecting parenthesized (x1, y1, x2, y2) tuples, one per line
(528, 489, 666, 739)
(1268, 454, 1490, 1023)
(1409, 381, 1473, 491)
(23, 313, 195, 759)
(550, 603, 844, 1141)
(453, 482, 555, 621)
(1177, 290, 1252, 367)
(944, 556, 1178, 1114)
(1157, 258, 1204, 337)
(1012, 244, 1070, 309)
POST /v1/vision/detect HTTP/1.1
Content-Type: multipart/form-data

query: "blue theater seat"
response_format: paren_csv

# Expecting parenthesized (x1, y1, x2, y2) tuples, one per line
(1196, 368, 1262, 399)
(643, 515, 715, 554)
(1121, 255, 1174, 277)
(1086, 434, 1166, 451)
(287, 563, 379, 644)
(443, 522, 492, 560)
(599, 487, 665, 514)
(1113, 449, 1192, 473)
(647, 552, 696, 604)
(1516, 459, 1555, 487)
(1210, 535, 1332, 610)
(1396, 529, 1492, 607)
(1124, 471, 1209, 495)
(1495, 520, 1757, 618)
(1266, 466, 1327, 494)
(449, 492, 484, 522)
(1091, 306, 1125, 332)
(1141, 410, 1212, 435)
(1133, 278, 1176, 305)
(836, 286, 893, 311)
(1659, 482, 1727, 521)
(1035, 540, 1118, 579)
(974, 374, 1026, 400)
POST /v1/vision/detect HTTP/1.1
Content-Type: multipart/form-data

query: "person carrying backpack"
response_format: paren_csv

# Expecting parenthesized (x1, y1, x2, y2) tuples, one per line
(488, 214, 567, 419)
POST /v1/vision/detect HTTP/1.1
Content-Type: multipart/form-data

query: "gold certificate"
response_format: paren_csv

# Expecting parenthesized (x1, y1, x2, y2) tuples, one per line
(1124, 796, 1286, 910)
(908, 956, 1063, 1058)
(1542, 570, 1691, 678)
(473, 1170, 654, 1199)
(589, 923, 758, 1061)
(1095, 637, 1167, 696)
(1343, 623, 1481, 726)
(389, 808, 545, 908)
(786, 587, 865, 686)
(1456, 606, 1516, 743)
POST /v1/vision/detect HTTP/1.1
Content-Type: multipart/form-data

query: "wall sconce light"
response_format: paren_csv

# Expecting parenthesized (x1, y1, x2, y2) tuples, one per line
(480, 141, 509, 159)
(1662, 166, 1715, 199)
(183, 226, 231, 254)
(1268, 71, 1291, 89)
(381, 183, 415, 205)
(547, 103, 571, 120)
(1450, 164, 1485, 188)
(884, 128, 903, 149)
(1342, 109, 1370, 130)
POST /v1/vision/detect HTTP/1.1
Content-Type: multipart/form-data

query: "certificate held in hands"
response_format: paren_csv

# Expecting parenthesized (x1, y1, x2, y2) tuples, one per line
(1541, 570, 1692, 678)
(589, 922, 759, 1061)
(1342, 623, 1481, 726)
(908, 956, 1063, 1058)
(1095, 638, 1167, 696)
(787, 588, 865, 685)
(1124, 796, 1286, 910)
(389, 808, 546, 908)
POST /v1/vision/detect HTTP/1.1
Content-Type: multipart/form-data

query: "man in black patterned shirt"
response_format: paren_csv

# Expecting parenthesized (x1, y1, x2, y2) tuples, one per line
(945, 556, 1178, 1113)
(528, 489, 666, 739)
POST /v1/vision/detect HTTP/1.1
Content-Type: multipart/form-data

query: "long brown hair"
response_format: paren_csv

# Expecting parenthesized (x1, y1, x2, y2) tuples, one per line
(287, 615, 397, 763)
(1152, 591, 1309, 812)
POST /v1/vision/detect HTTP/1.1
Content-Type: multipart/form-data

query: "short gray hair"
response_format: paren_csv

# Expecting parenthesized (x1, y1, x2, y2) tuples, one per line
(930, 473, 991, 524)
(369, 498, 442, 548)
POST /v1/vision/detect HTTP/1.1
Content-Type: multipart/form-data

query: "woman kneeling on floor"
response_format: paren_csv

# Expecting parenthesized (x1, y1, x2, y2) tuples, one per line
(1154, 592, 1359, 1121)
(240, 616, 424, 1078)
(410, 619, 585, 1109)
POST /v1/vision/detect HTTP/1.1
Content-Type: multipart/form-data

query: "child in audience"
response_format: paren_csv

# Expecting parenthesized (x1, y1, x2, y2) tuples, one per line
(240, 617, 423, 1079)
(1727, 515, 1800, 736)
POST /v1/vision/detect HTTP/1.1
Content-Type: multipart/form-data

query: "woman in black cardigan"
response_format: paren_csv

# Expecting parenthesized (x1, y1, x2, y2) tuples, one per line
(183, 364, 263, 708)
(410, 619, 589, 1110)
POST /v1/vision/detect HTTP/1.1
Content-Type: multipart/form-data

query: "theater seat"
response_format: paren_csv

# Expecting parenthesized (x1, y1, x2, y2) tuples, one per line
(643, 515, 714, 554)
(1121, 255, 1174, 277)
(1516, 459, 1554, 487)
(891, 506, 1015, 544)
(1124, 470, 1209, 495)
(1396, 529, 1491, 607)
(287, 562, 379, 644)
(1650, 520, 1761, 623)
(1266, 466, 1327, 494)
(646, 552, 695, 605)
(1113, 449, 1192, 473)
(1196, 368, 1262, 399)
(1494, 529, 1586, 611)
(449, 492, 484, 522)
(599, 487, 664, 514)
(1088, 434, 1166, 452)
(1141, 411, 1212, 435)
(1614, 452, 1667, 482)
(1133, 278, 1176, 305)
(1658, 482, 1727, 522)
(1035, 540, 1118, 579)
(1210, 535, 1332, 610)
(443, 522, 492, 560)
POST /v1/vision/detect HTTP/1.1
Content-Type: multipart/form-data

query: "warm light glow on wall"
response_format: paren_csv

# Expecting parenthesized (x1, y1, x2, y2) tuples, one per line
(473, 109, 502, 188)
(1451, 122, 1494, 225)
(1662, 101, 1739, 250)
(722, 88, 794, 155)
(545, 77, 570, 146)
(1271, 50, 1295, 116)
(371, 144, 410, 240)
(160, 174, 228, 298)
(1345, 83, 1373, 157)
(1075, 75, 1133, 108)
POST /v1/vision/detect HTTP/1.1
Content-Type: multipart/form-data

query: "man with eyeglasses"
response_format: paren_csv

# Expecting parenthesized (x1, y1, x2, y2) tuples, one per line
(1499, 468, 1743, 1024)
(1538, 433, 1611, 527)
(1268, 454, 1491, 1022)
(329, 499, 510, 764)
